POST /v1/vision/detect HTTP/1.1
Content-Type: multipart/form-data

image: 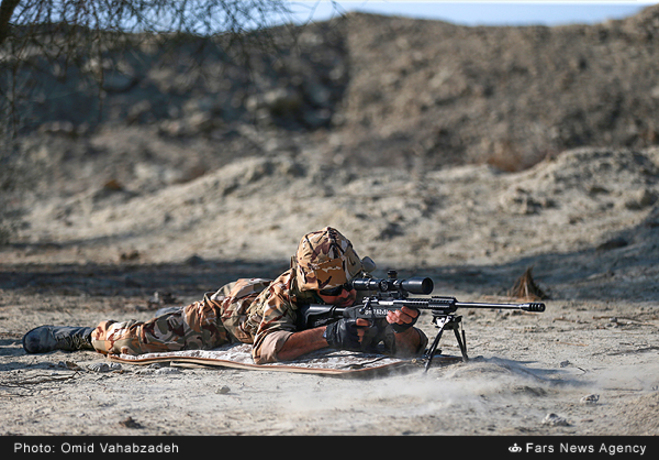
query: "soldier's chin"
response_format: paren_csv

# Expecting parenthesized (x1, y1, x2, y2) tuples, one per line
(319, 292, 356, 307)
(334, 297, 356, 307)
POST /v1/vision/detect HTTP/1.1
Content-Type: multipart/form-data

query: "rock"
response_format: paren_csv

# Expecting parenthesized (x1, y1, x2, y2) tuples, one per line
(58, 361, 83, 371)
(542, 413, 570, 426)
(118, 416, 144, 429)
(624, 189, 658, 210)
(215, 386, 231, 394)
(580, 394, 600, 404)
(87, 362, 111, 373)
(597, 237, 629, 251)
(155, 367, 181, 375)
(87, 362, 121, 373)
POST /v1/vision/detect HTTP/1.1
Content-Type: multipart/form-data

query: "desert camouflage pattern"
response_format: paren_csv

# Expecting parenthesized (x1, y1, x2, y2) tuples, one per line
(90, 227, 416, 363)
(90, 274, 315, 363)
(91, 292, 230, 356)
(293, 227, 364, 291)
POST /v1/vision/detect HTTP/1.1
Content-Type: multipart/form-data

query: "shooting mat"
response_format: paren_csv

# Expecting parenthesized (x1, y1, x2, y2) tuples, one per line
(108, 343, 462, 378)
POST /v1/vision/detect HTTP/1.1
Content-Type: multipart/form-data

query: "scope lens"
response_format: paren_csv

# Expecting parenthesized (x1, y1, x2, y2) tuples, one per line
(401, 277, 434, 294)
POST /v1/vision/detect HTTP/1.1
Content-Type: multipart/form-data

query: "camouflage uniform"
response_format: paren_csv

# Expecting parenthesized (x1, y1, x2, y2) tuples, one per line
(90, 227, 427, 363)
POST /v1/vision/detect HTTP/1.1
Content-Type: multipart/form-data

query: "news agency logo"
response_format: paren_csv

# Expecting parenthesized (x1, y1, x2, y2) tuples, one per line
(509, 443, 523, 453)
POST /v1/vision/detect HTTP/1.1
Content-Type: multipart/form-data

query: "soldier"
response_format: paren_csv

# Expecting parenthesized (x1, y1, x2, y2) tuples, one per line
(22, 227, 427, 364)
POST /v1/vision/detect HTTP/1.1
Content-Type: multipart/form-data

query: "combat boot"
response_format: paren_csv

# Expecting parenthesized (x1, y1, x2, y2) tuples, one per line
(22, 326, 94, 354)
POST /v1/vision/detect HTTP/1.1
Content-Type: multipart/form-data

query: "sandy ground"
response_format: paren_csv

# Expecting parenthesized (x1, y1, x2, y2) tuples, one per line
(1, 291, 658, 438)
(1, 142, 659, 442)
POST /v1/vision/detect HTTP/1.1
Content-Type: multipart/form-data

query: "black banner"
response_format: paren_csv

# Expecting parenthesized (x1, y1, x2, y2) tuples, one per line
(2, 436, 657, 458)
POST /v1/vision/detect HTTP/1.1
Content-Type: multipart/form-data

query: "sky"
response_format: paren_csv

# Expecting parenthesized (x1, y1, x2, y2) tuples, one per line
(287, 1, 657, 27)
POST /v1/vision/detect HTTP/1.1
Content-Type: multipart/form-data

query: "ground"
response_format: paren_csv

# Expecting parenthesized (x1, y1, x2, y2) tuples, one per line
(1, 147, 658, 437)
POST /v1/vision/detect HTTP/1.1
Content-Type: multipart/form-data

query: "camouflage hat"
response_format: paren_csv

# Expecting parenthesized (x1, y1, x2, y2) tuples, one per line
(292, 227, 369, 292)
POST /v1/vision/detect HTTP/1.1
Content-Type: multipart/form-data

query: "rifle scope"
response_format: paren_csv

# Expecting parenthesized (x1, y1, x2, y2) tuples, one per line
(352, 276, 434, 295)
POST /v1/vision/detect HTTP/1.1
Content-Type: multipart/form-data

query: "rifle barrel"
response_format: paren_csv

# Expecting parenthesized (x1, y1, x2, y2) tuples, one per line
(374, 297, 546, 312)
(454, 301, 546, 312)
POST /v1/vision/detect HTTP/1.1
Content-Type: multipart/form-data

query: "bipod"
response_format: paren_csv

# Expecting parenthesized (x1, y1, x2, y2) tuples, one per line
(423, 314, 468, 372)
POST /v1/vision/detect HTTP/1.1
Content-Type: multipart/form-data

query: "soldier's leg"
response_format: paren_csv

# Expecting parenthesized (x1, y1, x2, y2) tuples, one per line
(91, 295, 229, 355)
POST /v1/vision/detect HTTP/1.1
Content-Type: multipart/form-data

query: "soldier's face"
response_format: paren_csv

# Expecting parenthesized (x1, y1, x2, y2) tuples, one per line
(318, 287, 357, 307)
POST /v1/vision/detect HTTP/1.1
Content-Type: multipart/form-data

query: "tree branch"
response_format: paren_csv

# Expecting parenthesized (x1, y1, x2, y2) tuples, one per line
(0, 0, 20, 47)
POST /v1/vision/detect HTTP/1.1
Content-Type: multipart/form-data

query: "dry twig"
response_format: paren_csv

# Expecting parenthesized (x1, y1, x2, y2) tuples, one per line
(509, 267, 548, 300)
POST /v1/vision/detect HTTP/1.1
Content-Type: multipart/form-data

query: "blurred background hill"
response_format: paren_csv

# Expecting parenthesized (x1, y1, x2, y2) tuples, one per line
(1, 4, 659, 295)
(5, 4, 659, 183)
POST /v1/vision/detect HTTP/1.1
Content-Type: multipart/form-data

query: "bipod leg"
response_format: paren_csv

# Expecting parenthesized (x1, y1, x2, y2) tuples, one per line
(453, 323, 468, 362)
(424, 315, 467, 372)
(423, 315, 453, 372)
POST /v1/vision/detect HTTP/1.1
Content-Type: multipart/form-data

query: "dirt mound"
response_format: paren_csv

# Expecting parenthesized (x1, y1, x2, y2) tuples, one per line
(337, 8, 659, 169)
(9, 145, 659, 302)
(7, 5, 659, 173)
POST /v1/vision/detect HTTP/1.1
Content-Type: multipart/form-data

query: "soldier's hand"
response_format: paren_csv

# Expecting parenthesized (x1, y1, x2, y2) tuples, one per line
(386, 306, 419, 333)
(323, 318, 372, 351)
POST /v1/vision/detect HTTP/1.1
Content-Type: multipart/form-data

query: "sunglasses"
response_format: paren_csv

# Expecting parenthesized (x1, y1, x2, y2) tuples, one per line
(319, 282, 353, 296)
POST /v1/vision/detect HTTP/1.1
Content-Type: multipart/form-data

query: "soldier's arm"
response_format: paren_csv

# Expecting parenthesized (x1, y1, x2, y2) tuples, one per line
(274, 326, 329, 362)
(388, 306, 427, 356)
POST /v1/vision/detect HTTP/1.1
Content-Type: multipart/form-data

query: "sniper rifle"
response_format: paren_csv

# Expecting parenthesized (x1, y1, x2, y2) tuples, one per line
(299, 271, 546, 372)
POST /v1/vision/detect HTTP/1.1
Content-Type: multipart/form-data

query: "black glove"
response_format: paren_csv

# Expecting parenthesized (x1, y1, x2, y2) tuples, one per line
(323, 318, 368, 352)
(390, 308, 420, 333)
